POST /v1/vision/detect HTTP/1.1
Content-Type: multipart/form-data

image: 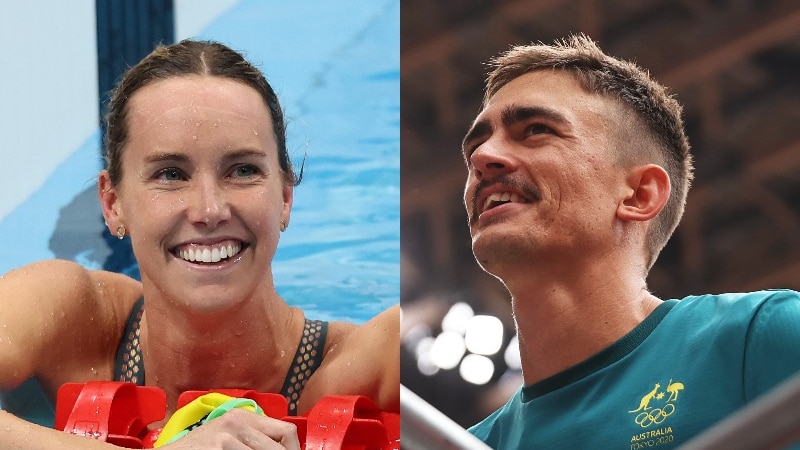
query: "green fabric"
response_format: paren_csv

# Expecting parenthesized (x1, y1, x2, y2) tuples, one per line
(469, 290, 800, 449)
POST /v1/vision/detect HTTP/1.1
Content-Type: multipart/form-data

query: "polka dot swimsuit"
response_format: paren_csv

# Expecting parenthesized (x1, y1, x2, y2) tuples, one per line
(114, 298, 329, 415)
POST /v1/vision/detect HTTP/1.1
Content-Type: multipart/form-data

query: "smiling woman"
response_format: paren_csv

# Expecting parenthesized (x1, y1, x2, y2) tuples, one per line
(0, 40, 399, 450)
(101, 71, 292, 315)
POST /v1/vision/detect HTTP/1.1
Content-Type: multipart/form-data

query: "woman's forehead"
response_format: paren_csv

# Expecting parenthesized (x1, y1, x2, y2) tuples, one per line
(122, 77, 277, 159)
(127, 75, 271, 126)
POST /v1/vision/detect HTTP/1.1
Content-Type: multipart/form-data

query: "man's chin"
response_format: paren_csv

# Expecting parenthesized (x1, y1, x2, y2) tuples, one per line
(472, 236, 532, 275)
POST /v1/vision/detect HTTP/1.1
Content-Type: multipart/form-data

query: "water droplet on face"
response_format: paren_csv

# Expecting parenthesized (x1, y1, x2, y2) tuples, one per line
(253, 130, 259, 136)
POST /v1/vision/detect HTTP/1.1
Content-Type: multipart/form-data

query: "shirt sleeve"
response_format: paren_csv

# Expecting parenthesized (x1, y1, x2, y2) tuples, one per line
(743, 289, 800, 402)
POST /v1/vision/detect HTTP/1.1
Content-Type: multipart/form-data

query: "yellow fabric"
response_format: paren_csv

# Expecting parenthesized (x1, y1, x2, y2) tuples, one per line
(153, 393, 263, 447)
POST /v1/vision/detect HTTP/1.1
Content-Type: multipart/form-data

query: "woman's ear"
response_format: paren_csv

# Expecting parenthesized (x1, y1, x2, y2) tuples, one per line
(98, 170, 124, 232)
(280, 182, 294, 229)
(617, 164, 671, 222)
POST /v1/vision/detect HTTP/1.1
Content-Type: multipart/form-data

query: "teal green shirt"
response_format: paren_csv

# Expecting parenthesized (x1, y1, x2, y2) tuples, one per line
(469, 290, 800, 449)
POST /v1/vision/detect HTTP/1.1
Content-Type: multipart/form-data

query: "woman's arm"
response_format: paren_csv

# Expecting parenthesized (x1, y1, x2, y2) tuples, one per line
(301, 304, 400, 413)
(0, 261, 298, 449)
(0, 260, 140, 392)
(1, 409, 300, 449)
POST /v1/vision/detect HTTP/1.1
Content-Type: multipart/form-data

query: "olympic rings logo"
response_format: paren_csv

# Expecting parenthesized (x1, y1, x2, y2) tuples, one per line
(634, 403, 675, 428)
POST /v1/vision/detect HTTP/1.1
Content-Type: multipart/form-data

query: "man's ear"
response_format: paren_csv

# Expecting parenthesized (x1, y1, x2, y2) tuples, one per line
(98, 170, 124, 232)
(617, 164, 670, 222)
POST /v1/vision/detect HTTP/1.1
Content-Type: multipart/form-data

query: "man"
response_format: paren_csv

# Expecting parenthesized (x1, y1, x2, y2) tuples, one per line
(462, 34, 800, 448)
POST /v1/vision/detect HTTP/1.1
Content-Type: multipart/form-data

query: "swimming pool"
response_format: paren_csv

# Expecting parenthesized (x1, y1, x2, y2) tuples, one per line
(0, 0, 398, 426)
(0, 0, 399, 324)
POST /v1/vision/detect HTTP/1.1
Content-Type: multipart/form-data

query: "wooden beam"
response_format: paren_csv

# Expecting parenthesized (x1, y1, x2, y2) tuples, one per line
(662, 8, 800, 88)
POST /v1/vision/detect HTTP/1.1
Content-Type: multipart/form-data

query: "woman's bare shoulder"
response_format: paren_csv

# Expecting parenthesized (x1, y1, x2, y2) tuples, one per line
(1, 259, 141, 316)
(324, 304, 400, 347)
(0, 259, 142, 389)
(301, 304, 400, 412)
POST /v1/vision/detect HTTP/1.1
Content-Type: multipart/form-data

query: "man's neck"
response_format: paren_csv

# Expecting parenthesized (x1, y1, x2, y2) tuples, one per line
(505, 262, 661, 386)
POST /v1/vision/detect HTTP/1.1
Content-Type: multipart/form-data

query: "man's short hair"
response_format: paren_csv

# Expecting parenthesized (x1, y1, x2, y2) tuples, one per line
(483, 34, 694, 270)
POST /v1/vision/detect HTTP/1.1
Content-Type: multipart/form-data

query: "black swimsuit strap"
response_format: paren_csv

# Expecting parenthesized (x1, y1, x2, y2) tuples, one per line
(280, 319, 329, 415)
(113, 300, 329, 415)
(114, 297, 145, 385)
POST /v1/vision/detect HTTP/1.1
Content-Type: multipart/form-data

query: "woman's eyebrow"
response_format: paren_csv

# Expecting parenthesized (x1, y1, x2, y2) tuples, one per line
(142, 152, 190, 165)
(220, 149, 268, 161)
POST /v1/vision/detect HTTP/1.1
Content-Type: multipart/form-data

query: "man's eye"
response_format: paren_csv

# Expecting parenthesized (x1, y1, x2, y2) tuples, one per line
(156, 168, 184, 181)
(524, 123, 553, 136)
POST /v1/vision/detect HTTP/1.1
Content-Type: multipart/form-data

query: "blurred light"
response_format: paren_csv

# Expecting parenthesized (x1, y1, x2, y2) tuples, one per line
(504, 334, 521, 370)
(464, 315, 504, 356)
(417, 353, 439, 376)
(414, 336, 435, 360)
(430, 331, 466, 370)
(403, 323, 432, 348)
(441, 302, 474, 335)
(415, 336, 439, 376)
(459, 354, 495, 385)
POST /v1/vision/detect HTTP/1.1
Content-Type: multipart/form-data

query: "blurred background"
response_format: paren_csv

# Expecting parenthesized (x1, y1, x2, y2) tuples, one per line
(400, 0, 800, 428)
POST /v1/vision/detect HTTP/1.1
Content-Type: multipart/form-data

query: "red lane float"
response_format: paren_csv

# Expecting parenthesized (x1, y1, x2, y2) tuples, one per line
(55, 381, 400, 449)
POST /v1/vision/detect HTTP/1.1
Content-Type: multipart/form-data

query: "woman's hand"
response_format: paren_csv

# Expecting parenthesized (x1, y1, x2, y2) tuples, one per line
(162, 408, 300, 450)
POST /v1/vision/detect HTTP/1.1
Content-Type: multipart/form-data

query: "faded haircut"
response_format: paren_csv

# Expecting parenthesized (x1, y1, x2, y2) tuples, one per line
(483, 34, 693, 270)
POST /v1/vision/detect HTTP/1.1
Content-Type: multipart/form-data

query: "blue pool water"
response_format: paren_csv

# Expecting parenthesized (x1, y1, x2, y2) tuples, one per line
(0, 0, 398, 427)
(0, 0, 399, 324)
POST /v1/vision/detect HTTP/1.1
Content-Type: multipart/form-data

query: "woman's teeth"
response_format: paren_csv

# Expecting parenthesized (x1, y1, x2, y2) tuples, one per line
(178, 243, 241, 263)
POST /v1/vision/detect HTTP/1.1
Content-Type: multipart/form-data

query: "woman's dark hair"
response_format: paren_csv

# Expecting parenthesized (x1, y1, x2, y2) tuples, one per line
(104, 39, 301, 186)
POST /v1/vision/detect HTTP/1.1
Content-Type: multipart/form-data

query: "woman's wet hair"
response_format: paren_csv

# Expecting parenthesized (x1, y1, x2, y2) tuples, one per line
(104, 39, 301, 187)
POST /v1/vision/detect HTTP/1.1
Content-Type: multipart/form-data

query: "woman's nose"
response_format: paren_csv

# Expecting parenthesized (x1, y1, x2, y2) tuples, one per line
(187, 177, 231, 227)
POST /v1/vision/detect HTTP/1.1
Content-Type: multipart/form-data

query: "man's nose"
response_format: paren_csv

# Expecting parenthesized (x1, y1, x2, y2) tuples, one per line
(469, 138, 517, 180)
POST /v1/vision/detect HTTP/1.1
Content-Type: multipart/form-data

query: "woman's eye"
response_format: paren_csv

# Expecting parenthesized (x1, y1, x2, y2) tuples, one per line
(231, 164, 260, 178)
(156, 168, 185, 181)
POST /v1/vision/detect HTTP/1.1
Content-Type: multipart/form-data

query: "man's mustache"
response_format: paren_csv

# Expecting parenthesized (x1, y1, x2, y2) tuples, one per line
(470, 175, 541, 225)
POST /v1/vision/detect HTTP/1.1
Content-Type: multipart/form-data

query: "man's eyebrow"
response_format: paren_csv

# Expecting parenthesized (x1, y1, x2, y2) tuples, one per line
(501, 105, 568, 129)
(461, 120, 492, 155)
(461, 105, 569, 156)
